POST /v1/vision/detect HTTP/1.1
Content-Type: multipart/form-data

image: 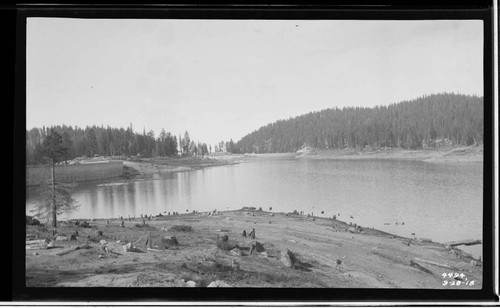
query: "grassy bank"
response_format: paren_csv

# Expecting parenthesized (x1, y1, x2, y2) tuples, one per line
(26, 209, 482, 288)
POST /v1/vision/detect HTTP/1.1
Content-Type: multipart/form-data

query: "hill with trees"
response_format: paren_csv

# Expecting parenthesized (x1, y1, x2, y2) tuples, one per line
(234, 93, 483, 154)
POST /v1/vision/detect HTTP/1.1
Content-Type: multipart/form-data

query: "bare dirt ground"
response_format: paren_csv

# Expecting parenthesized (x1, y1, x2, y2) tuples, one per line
(122, 156, 238, 177)
(26, 209, 482, 288)
(306, 145, 483, 163)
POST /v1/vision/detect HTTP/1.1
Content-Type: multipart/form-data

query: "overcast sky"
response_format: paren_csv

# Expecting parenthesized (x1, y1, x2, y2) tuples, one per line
(26, 18, 483, 146)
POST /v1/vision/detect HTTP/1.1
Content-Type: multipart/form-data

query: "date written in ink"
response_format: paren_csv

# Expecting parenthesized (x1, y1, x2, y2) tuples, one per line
(442, 273, 475, 286)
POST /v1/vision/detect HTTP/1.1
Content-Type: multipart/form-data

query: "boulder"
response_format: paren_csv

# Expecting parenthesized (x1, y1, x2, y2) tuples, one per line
(99, 239, 108, 246)
(280, 248, 295, 268)
(207, 280, 233, 287)
(348, 227, 357, 234)
(56, 236, 68, 241)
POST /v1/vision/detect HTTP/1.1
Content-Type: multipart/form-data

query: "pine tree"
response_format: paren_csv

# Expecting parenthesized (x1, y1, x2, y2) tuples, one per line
(31, 129, 79, 228)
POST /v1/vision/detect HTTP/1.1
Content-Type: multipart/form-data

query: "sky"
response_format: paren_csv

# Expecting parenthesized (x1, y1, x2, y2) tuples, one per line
(26, 18, 483, 146)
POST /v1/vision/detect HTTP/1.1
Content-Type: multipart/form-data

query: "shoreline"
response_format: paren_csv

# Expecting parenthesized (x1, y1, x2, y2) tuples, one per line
(57, 209, 482, 254)
(306, 145, 483, 163)
(124, 156, 240, 176)
(26, 208, 483, 288)
(32, 144, 482, 186)
(204, 145, 483, 164)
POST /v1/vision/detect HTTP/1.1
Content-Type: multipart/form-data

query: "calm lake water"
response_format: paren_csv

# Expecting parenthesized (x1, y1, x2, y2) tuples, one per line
(26, 157, 483, 258)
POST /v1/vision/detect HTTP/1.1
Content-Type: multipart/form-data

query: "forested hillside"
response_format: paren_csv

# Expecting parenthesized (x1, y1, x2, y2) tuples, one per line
(26, 124, 209, 165)
(235, 93, 483, 154)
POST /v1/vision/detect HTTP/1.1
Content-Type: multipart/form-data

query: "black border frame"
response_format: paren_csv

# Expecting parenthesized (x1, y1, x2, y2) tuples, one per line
(10, 1, 497, 303)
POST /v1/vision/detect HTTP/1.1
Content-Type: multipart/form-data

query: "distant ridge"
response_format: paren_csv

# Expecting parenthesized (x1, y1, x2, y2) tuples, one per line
(235, 93, 483, 154)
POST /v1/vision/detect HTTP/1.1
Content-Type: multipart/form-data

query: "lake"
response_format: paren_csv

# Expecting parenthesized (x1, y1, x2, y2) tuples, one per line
(26, 156, 483, 258)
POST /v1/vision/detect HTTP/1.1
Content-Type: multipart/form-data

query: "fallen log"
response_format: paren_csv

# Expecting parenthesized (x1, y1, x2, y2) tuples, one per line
(103, 246, 123, 255)
(26, 244, 47, 250)
(410, 260, 433, 275)
(413, 257, 459, 270)
(26, 239, 48, 245)
(417, 238, 432, 242)
(55, 246, 79, 256)
(55, 244, 92, 256)
(26, 239, 50, 250)
(446, 239, 482, 247)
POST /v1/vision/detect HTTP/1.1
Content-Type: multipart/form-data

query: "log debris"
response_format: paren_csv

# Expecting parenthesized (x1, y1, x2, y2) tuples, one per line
(446, 239, 482, 247)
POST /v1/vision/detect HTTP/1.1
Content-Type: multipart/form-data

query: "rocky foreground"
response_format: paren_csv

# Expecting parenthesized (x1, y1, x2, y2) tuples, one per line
(25, 209, 482, 288)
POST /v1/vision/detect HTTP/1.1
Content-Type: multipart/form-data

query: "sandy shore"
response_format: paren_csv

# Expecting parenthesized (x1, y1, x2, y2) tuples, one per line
(302, 145, 483, 163)
(25, 209, 482, 288)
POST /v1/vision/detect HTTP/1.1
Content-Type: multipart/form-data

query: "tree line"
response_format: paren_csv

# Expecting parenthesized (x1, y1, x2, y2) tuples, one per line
(233, 93, 483, 154)
(26, 124, 210, 165)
